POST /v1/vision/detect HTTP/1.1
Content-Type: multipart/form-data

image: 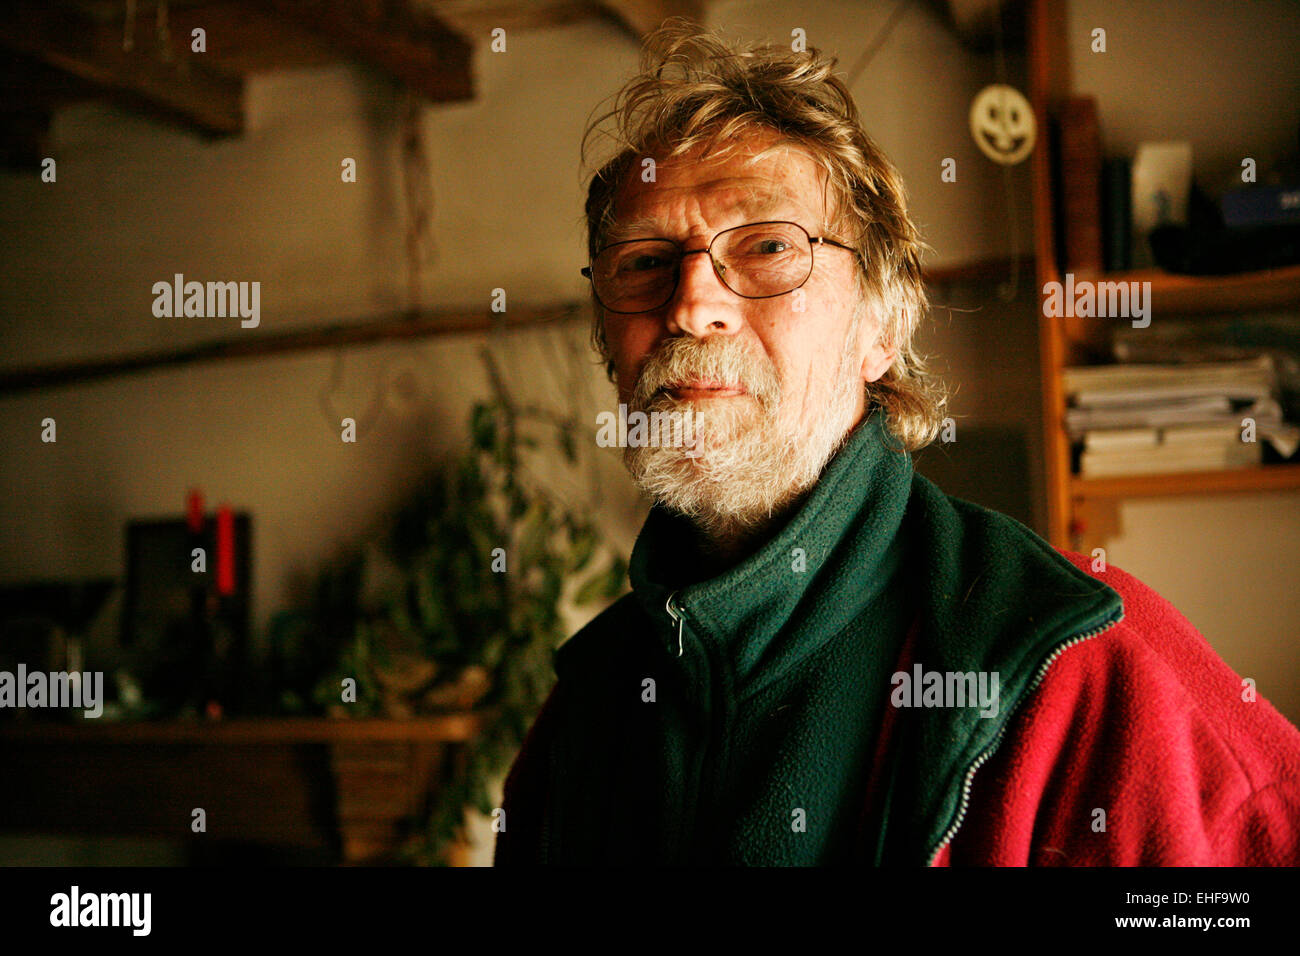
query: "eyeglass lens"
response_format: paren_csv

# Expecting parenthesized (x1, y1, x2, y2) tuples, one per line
(591, 221, 816, 314)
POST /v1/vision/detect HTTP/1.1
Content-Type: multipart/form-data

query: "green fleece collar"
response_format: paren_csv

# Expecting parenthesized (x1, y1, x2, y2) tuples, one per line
(876, 476, 1125, 863)
(627, 408, 913, 693)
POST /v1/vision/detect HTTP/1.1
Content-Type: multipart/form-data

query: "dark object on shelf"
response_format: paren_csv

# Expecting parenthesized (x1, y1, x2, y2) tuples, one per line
(0, 579, 116, 643)
(1102, 156, 1132, 272)
(1221, 183, 1300, 228)
(0, 579, 116, 721)
(1150, 184, 1300, 275)
(121, 515, 252, 716)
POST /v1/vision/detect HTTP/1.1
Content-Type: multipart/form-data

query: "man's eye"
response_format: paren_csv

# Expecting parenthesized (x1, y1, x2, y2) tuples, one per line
(620, 254, 672, 273)
(747, 238, 792, 255)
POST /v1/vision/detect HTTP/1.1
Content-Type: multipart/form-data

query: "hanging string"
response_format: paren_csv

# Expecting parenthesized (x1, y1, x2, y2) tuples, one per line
(156, 0, 172, 63)
(312, 87, 437, 435)
(400, 87, 437, 316)
(123, 0, 136, 52)
(845, 0, 913, 89)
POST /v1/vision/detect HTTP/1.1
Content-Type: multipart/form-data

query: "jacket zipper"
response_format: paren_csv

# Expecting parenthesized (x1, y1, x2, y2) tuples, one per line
(665, 591, 686, 657)
(663, 589, 692, 860)
(924, 609, 1125, 865)
(664, 589, 725, 862)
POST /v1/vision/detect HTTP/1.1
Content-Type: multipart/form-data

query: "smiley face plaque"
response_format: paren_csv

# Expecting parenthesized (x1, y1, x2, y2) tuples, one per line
(970, 84, 1036, 165)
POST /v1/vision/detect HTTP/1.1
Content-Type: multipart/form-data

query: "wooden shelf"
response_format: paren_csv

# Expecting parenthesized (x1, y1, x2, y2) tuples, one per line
(1072, 463, 1300, 501)
(0, 715, 492, 864)
(0, 714, 490, 744)
(1060, 264, 1300, 315)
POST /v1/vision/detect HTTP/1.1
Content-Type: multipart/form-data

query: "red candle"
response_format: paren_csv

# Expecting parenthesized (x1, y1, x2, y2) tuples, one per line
(216, 505, 235, 596)
(187, 489, 204, 534)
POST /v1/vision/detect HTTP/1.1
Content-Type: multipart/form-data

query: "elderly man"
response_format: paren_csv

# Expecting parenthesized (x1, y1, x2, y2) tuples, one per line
(495, 25, 1300, 866)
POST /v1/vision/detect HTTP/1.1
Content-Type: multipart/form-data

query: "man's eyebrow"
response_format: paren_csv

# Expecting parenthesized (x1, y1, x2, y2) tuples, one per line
(601, 193, 806, 246)
(603, 216, 663, 245)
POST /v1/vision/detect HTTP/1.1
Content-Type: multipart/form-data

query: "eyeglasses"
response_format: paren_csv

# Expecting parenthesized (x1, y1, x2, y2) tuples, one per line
(581, 220, 856, 315)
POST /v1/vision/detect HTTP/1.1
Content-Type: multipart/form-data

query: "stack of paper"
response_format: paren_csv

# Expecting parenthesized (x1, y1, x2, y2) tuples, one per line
(1080, 423, 1261, 477)
(1064, 356, 1298, 477)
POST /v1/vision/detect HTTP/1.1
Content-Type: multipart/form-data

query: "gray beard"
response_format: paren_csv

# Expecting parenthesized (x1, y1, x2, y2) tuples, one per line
(623, 305, 865, 542)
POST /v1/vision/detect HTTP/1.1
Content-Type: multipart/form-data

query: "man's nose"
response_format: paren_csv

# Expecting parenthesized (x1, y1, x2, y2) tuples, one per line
(665, 248, 745, 339)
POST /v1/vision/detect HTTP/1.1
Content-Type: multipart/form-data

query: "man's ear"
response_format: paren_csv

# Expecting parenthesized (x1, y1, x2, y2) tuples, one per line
(858, 306, 898, 383)
(862, 345, 897, 383)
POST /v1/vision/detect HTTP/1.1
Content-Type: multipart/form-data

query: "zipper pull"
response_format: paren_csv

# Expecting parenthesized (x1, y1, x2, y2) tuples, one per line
(665, 591, 685, 658)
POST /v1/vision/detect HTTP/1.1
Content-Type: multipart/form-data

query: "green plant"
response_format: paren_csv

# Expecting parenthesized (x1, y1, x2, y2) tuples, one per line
(311, 348, 626, 864)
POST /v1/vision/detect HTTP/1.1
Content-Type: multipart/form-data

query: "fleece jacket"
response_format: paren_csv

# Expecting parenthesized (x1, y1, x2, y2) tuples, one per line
(495, 409, 1300, 865)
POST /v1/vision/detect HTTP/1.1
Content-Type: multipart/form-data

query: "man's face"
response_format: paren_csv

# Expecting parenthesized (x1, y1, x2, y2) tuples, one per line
(602, 131, 897, 538)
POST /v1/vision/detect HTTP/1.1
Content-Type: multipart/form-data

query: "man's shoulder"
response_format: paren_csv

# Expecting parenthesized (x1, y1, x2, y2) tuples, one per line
(961, 550, 1300, 864)
(1054, 549, 1197, 639)
(901, 473, 1124, 674)
(905, 472, 1111, 607)
(1043, 550, 1300, 760)
(908, 471, 1067, 566)
(1045, 549, 1228, 702)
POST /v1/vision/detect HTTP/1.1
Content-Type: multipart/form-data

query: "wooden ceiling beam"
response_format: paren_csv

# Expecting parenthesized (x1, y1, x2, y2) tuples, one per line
(258, 0, 474, 103)
(0, 0, 244, 136)
(150, 2, 342, 74)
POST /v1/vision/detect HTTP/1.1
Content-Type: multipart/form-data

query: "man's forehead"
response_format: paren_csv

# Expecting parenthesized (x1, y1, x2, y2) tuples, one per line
(607, 147, 828, 241)
(608, 185, 810, 238)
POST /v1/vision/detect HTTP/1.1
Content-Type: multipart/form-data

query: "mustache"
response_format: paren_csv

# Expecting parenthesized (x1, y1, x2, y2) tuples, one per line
(631, 337, 781, 408)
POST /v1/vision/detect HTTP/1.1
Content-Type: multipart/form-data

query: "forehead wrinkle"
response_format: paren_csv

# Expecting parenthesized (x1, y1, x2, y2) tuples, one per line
(604, 187, 816, 247)
(603, 214, 663, 245)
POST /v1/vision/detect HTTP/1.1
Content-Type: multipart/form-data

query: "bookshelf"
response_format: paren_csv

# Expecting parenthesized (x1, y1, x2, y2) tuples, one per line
(1028, 0, 1300, 549)
(1073, 465, 1300, 501)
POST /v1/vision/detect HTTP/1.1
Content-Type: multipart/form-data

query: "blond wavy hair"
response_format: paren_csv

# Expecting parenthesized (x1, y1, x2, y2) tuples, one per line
(581, 21, 947, 452)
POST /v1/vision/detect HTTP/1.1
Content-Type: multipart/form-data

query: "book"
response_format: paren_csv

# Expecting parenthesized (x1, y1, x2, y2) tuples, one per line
(1058, 97, 1103, 272)
(1064, 355, 1276, 407)
(1083, 422, 1241, 453)
(1110, 315, 1300, 366)
(1065, 394, 1234, 434)
(1220, 184, 1300, 228)
(1161, 422, 1248, 445)
(1102, 156, 1132, 272)
(1080, 438, 1260, 477)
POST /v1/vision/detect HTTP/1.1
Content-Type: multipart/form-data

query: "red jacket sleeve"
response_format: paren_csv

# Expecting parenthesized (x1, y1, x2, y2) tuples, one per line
(938, 556, 1300, 866)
